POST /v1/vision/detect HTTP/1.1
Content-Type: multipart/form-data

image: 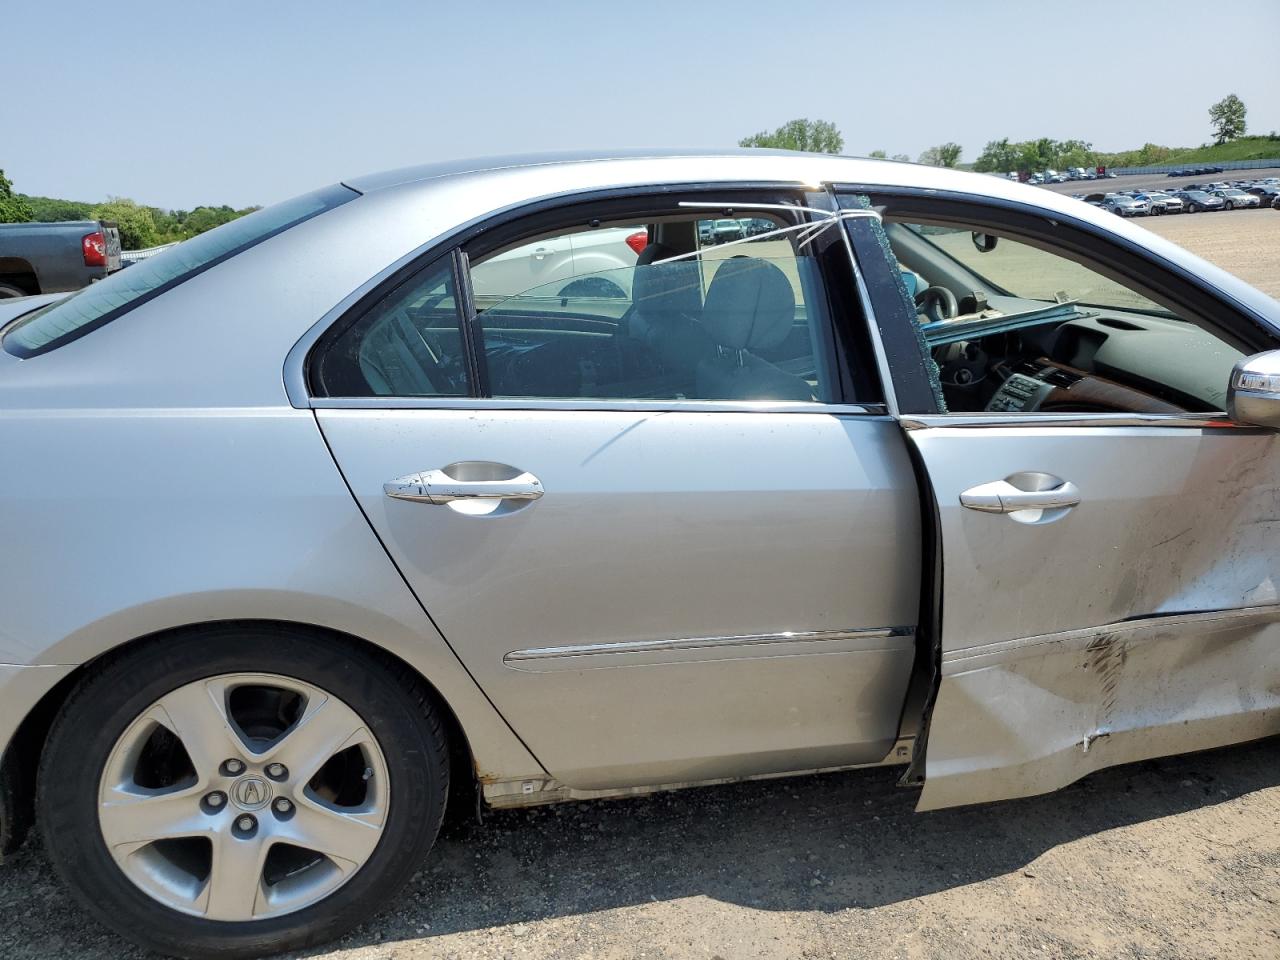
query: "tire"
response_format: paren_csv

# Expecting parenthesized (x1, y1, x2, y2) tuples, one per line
(38, 624, 450, 960)
(0, 282, 28, 299)
(1224, 201, 1234, 211)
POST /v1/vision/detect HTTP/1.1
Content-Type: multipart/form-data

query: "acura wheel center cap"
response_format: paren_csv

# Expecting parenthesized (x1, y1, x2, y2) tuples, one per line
(231, 775, 272, 811)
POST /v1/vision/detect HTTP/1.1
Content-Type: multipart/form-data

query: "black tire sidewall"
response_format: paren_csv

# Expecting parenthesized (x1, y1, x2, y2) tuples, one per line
(39, 624, 448, 960)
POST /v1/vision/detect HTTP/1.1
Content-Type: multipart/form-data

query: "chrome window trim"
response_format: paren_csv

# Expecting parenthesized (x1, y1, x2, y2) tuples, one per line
(899, 412, 1253, 430)
(311, 396, 888, 415)
(505, 626, 915, 663)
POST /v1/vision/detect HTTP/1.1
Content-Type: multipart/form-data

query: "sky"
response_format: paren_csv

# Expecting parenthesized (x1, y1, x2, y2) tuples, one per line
(3, 0, 1278, 211)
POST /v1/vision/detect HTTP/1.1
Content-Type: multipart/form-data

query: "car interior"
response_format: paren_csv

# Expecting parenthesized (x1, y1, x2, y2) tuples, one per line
(879, 220, 1246, 415)
(320, 211, 836, 403)
(317, 205, 1248, 417)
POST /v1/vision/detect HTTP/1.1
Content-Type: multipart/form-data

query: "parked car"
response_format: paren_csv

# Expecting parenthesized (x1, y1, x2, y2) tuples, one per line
(1211, 188, 1261, 210)
(0, 220, 122, 298)
(3, 151, 1280, 960)
(468, 224, 646, 305)
(1136, 191, 1184, 214)
(1102, 193, 1149, 216)
(1173, 189, 1227, 212)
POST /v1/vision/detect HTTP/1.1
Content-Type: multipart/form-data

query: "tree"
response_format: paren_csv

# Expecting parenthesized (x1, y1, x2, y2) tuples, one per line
(90, 197, 160, 250)
(868, 149, 887, 159)
(973, 138, 1019, 173)
(0, 168, 33, 223)
(1209, 94, 1247, 144)
(891, 153, 910, 162)
(739, 118, 844, 154)
(22, 195, 93, 222)
(936, 142, 962, 167)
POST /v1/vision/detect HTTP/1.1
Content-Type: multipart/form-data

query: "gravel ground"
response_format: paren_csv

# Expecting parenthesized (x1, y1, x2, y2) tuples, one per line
(1139, 211, 1280, 299)
(1, 740, 1276, 960)
(1, 211, 1277, 960)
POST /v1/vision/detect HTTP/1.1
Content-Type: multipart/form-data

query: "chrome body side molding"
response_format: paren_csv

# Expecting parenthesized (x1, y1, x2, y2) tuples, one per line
(504, 626, 914, 670)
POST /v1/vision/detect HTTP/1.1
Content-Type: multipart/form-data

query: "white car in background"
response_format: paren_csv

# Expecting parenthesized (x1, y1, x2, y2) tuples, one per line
(470, 225, 648, 305)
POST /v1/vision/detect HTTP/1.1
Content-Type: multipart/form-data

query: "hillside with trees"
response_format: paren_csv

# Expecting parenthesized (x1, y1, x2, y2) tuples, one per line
(18, 193, 260, 249)
(1, 168, 259, 249)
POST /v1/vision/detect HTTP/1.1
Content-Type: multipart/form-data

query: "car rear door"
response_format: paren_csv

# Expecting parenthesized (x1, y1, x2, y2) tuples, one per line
(312, 190, 924, 793)
(838, 189, 1280, 811)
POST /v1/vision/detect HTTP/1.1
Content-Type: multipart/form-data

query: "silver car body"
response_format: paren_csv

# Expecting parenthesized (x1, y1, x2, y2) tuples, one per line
(2, 150, 1279, 832)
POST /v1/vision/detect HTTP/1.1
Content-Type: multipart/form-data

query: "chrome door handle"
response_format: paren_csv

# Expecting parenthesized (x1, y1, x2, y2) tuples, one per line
(384, 468, 544, 504)
(960, 475, 1080, 514)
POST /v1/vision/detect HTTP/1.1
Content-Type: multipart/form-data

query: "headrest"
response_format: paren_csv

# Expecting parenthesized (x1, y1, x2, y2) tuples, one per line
(700, 257, 795, 352)
(631, 243, 702, 320)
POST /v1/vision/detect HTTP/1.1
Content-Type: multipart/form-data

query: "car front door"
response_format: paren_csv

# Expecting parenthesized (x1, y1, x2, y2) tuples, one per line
(312, 190, 924, 793)
(839, 190, 1280, 811)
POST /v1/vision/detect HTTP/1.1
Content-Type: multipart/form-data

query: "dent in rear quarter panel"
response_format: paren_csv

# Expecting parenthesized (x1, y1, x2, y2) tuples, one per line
(0, 405, 544, 783)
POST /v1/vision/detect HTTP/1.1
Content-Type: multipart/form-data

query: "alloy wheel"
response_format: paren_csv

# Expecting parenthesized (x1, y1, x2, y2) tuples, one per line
(96, 673, 389, 922)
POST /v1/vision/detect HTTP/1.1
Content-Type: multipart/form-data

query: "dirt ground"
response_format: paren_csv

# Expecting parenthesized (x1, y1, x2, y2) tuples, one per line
(1, 213, 1277, 960)
(1, 740, 1276, 960)
(1139, 211, 1280, 299)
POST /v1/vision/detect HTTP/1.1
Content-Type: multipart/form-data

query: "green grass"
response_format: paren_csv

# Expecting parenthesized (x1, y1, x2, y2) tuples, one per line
(1163, 136, 1280, 163)
(1095, 135, 1280, 168)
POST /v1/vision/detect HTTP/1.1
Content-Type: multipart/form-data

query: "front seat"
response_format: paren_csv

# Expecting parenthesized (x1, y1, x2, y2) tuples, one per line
(695, 257, 814, 401)
(620, 242, 716, 390)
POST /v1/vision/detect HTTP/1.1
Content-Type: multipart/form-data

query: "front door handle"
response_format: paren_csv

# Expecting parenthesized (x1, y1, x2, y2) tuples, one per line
(384, 467, 544, 505)
(960, 474, 1080, 515)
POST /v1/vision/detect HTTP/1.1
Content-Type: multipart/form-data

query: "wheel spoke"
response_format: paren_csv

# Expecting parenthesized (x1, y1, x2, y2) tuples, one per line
(264, 696, 367, 781)
(201, 831, 269, 921)
(151, 679, 251, 778)
(99, 787, 208, 853)
(284, 798, 383, 872)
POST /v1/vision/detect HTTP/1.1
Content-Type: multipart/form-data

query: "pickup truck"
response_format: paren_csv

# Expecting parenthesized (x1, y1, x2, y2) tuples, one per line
(0, 220, 122, 298)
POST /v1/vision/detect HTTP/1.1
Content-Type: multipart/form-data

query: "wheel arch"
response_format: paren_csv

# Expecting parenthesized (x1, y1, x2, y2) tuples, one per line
(2, 618, 495, 856)
(0, 256, 40, 295)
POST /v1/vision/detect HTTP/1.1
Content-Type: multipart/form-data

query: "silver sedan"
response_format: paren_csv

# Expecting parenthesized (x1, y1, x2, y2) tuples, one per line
(2, 151, 1279, 959)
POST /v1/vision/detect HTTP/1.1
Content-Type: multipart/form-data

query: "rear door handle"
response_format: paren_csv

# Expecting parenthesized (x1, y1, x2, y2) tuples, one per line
(384, 468, 544, 504)
(960, 475, 1080, 514)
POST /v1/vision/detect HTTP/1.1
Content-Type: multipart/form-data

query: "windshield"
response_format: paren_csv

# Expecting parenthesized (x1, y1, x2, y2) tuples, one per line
(895, 224, 1171, 316)
(3, 184, 355, 358)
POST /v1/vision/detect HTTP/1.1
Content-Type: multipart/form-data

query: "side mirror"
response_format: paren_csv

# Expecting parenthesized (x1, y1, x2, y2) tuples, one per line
(971, 232, 998, 253)
(1227, 350, 1280, 427)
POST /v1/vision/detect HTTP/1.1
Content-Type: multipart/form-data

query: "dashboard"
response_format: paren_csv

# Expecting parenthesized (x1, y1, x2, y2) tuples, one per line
(928, 299, 1243, 415)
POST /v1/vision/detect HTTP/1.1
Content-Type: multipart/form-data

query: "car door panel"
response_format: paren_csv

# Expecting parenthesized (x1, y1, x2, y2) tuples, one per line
(318, 408, 922, 789)
(907, 423, 1280, 810)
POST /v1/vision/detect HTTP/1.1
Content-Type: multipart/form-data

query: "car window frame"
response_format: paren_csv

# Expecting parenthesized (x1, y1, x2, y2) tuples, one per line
(300, 184, 888, 414)
(832, 184, 1279, 424)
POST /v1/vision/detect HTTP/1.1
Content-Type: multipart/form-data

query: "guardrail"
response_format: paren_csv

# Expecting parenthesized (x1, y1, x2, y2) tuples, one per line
(1113, 158, 1280, 176)
(120, 242, 177, 263)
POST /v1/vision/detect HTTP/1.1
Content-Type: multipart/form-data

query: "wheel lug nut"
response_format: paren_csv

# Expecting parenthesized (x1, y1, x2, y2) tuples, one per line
(274, 798, 292, 814)
(266, 763, 287, 780)
(234, 815, 257, 835)
(223, 759, 245, 775)
(203, 791, 226, 811)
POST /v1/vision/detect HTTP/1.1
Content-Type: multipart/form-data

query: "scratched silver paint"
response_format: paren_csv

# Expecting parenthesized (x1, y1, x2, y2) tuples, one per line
(910, 423, 1280, 809)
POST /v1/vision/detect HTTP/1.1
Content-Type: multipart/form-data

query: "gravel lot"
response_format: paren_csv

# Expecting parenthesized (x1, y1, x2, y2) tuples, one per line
(1, 212, 1277, 960)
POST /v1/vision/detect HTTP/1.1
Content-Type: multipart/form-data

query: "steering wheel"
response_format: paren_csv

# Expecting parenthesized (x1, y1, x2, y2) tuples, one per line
(915, 285, 959, 324)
